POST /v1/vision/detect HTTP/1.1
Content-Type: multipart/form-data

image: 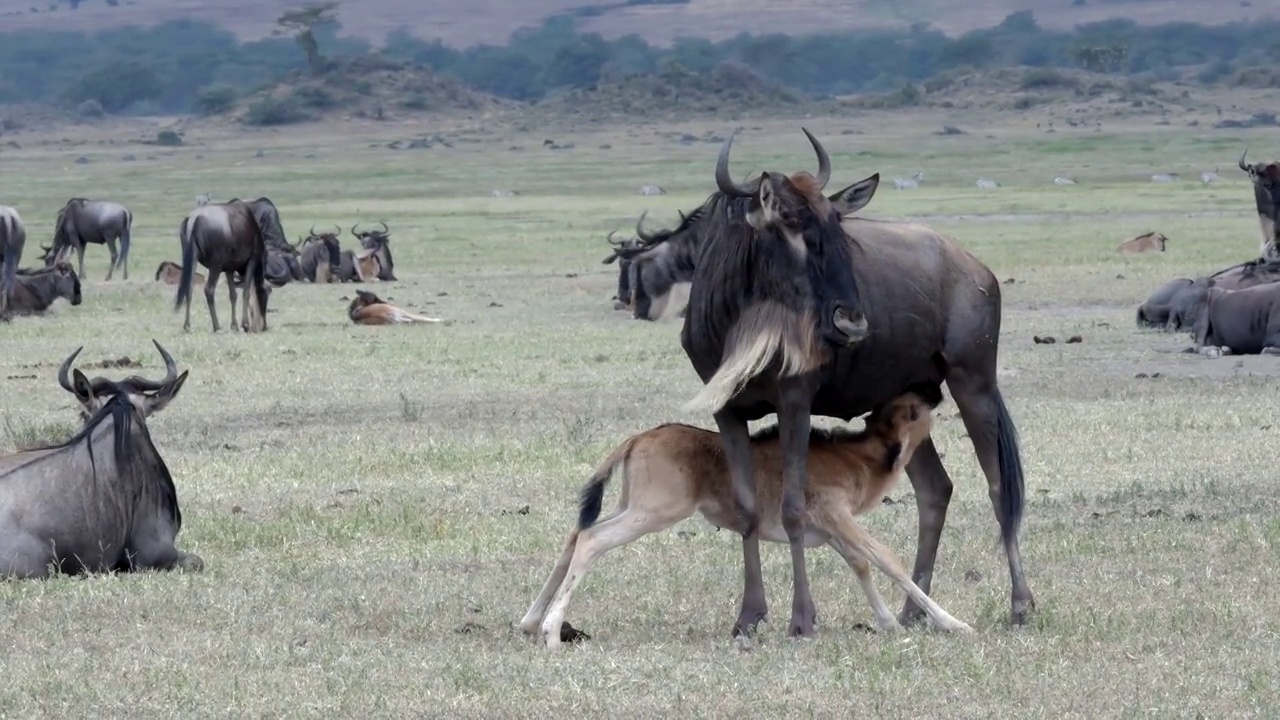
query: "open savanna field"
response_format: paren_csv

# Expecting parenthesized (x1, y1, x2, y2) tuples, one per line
(1, 109, 1279, 716)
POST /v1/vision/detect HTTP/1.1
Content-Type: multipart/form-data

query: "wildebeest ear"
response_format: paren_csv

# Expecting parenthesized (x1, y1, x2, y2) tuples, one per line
(71, 369, 95, 403)
(828, 173, 880, 216)
(147, 370, 189, 414)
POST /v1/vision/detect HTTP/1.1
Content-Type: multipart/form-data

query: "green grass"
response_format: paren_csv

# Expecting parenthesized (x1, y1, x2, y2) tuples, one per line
(1, 113, 1279, 716)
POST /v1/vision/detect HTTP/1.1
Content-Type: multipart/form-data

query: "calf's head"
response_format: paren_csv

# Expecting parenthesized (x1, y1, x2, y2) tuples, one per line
(58, 339, 188, 421)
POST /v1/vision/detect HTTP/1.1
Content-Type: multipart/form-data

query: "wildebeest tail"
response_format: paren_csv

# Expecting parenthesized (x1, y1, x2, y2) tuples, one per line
(174, 217, 199, 313)
(118, 210, 132, 273)
(577, 436, 639, 529)
(993, 389, 1026, 545)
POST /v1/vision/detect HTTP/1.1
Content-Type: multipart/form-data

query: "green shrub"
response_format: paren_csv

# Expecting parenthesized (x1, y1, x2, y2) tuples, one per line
(243, 96, 311, 126)
(155, 129, 183, 146)
(195, 84, 238, 116)
(1020, 68, 1074, 90)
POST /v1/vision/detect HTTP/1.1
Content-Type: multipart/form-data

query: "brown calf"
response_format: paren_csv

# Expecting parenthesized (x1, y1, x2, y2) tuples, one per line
(348, 289, 444, 325)
(517, 384, 974, 650)
(1117, 231, 1168, 253)
(155, 261, 204, 286)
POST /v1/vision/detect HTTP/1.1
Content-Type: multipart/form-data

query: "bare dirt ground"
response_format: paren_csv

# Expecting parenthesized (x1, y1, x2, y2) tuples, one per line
(1, 100, 1279, 715)
(0, 0, 1272, 46)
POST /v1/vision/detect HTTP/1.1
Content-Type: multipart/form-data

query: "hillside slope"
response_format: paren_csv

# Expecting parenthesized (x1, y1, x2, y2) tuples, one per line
(0, 0, 1274, 47)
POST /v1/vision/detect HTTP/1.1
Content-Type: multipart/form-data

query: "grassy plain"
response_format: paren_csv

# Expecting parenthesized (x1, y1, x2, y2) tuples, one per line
(1, 108, 1279, 717)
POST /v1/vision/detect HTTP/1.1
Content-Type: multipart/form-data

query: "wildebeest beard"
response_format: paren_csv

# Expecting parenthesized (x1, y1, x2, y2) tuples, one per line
(690, 191, 863, 347)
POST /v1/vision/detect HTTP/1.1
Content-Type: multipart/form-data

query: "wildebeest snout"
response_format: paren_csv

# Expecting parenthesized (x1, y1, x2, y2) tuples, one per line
(831, 305, 869, 346)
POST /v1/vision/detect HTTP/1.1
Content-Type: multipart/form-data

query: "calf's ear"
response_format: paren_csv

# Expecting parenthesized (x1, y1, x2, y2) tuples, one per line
(828, 173, 880, 216)
(146, 370, 189, 415)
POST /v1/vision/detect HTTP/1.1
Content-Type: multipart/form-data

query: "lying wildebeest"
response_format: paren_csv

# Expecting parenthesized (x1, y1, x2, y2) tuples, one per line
(264, 246, 304, 287)
(174, 198, 270, 333)
(351, 222, 396, 281)
(0, 204, 25, 319)
(348, 289, 444, 325)
(1192, 282, 1280, 355)
(300, 226, 342, 283)
(678, 129, 1030, 639)
(155, 260, 205, 286)
(1238, 149, 1280, 262)
(0, 341, 202, 578)
(1136, 277, 1197, 329)
(1138, 259, 1280, 333)
(8, 262, 81, 315)
(335, 248, 383, 283)
(1117, 231, 1167, 253)
(519, 383, 973, 650)
(45, 198, 134, 281)
(600, 230, 642, 311)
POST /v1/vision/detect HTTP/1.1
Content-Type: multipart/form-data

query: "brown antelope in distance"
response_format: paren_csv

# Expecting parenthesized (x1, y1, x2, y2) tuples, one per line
(155, 261, 204, 286)
(518, 383, 974, 650)
(347, 289, 444, 325)
(1117, 231, 1167, 254)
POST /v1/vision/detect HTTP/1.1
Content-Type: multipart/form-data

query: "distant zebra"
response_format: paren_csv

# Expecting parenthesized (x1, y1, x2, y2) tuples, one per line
(490, 189, 519, 198)
(1200, 168, 1219, 184)
(638, 184, 667, 196)
(195, 192, 212, 207)
(1151, 173, 1179, 183)
(893, 172, 924, 189)
(1053, 176, 1077, 185)
(976, 178, 1000, 189)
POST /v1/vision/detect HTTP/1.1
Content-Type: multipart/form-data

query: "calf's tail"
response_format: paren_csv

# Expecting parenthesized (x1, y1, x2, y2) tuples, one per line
(577, 437, 639, 530)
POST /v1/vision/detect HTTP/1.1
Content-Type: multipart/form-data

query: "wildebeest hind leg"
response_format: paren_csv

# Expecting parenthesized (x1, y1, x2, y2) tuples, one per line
(204, 270, 223, 332)
(947, 374, 1035, 626)
(223, 271, 241, 332)
(105, 239, 118, 281)
(897, 437, 954, 627)
(713, 410, 769, 640)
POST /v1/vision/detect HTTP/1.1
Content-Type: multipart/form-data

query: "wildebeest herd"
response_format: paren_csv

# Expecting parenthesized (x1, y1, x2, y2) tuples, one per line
(0, 194, 406, 329)
(1, 129, 1278, 652)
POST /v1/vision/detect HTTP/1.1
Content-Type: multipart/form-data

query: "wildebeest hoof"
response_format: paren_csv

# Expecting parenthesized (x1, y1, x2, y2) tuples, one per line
(177, 553, 204, 573)
(1201, 346, 1222, 359)
(1263, 347, 1280, 356)
(559, 621, 591, 644)
(1220, 347, 1233, 356)
(733, 634, 756, 653)
(612, 300, 627, 311)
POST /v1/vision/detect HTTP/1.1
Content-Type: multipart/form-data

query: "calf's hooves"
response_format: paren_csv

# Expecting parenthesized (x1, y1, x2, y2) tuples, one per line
(177, 553, 204, 573)
(560, 621, 591, 644)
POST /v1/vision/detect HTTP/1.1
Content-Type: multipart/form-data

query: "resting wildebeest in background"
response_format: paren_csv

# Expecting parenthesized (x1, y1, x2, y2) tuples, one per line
(300, 226, 343, 283)
(0, 204, 25, 319)
(155, 260, 204, 286)
(601, 230, 642, 311)
(263, 245, 305, 287)
(174, 198, 270, 333)
(679, 129, 1030, 640)
(8, 262, 81, 315)
(1136, 277, 1196, 329)
(520, 384, 973, 650)
(46, 198, 134, 281)
(0, 341, 202, 579)
(1238, 149, 1280, 262)
(347, 289, 444, 325)
(351, 222, 397, 281)
(1192, 282, 1280, 356)
(1117, 231, 1167, 254)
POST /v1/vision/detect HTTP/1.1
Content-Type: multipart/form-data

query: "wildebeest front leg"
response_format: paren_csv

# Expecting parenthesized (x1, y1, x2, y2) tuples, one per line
(898, 437, 954, 627)
(712, 409, 768, 640)
(76, 244, 87, 283)
(105, 239, 119, 281)
(776, 381, 817, 638)
(947, 374, 1035, 626)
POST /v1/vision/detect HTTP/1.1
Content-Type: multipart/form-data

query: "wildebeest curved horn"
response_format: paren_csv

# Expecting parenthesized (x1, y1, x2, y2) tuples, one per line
(309, 225, 318, 237)
(715, 131, 754, 198)
(58, 346, 84, 393)
(1239, 148, 1250, 173)
(607, 230, 621, 246)
(332, 224, 342, 237)
(351, 223, 362, 237)
(635, 210, 658, 242)
(801, 127, 831, 191)
(152, 339, 178, 387)
(377, 221, 389, 237)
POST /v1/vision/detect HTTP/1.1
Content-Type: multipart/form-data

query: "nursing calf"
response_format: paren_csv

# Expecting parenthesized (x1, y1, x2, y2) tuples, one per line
(517, 384, 974, 650)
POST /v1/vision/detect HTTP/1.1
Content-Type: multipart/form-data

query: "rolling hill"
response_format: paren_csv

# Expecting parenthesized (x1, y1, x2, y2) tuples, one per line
(0, 0, 1274, 48)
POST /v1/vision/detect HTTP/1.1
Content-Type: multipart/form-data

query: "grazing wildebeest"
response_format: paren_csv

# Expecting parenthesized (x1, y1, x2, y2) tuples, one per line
(519, 384, 974, 650)
(47, 198, 134, 281)
(600, 230, 642, 311)
(1117, 231, 1168, 254)
(0, 204, 25, 319)
(155, 260, 204, 286)
(1238, 149, 1280, 262)
(246, 196, 291, 253)
(1192, 282, 1280, 356)
(623, 209, 706, 321)
(351, 222, 397, 281)
(1136, 277, 1195, 328)
(348, 289, 443, 325)
(0, 341, 202, 579)
(679, 129, 1030, 639)
(7, 262, 81, 315)
(299, 226, 342, 283)
(173, 199, 270, 333)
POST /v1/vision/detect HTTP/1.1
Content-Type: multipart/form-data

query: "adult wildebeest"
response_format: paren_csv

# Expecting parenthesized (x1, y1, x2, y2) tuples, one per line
(173, 199, 270, 333)
(521, 384, 973, 649)
(1136, 277, 1195, 329)
(1192, 282, 1280, 355)
(155, 260, 204, 286)
(0, 341, 202, 578)
(8, 262, 81, 315)
(678, 129, 1030, 640)
(622, 209, 706, 321)
(1238, 149, 1280, 262)
(47, 198, 134, 281)
(263, 246, 304, 287)
(351, 222, 396, 281)
(1117, 231, 1167, 253)
(1139, 260, 1280, 333)
(0, 204, 25, 319)
(246, 197, 290, 253)
(300, 226, 342, 283)
(600, 230, 642, 311)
